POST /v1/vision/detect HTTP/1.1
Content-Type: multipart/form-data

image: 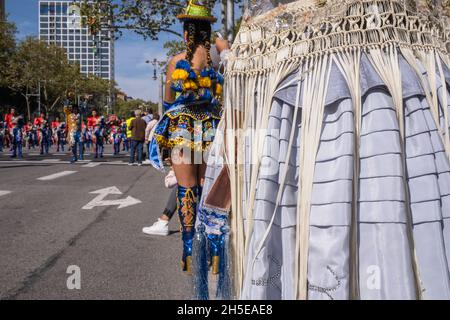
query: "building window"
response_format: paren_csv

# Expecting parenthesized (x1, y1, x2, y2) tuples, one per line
(56, 3, 62, 15)
(40, 4, 50, 15)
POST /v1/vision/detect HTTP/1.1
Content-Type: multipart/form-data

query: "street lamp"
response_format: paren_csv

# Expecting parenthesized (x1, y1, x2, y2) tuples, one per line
(146, 58, 165, 116)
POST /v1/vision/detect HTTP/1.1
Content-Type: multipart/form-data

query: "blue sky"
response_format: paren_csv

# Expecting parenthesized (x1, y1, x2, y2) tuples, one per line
(5, 0, 229, 103)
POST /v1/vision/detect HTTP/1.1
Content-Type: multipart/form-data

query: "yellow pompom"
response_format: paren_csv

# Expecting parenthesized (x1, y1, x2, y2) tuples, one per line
(184, 80, 198, 91)
(198, 77, 212, 88)
(172, 69, 189, 81)
(216, 83, 223, 95)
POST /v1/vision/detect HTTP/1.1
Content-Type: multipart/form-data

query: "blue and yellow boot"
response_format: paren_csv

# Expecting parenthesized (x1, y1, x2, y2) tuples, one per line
(177, 185, 201, 273)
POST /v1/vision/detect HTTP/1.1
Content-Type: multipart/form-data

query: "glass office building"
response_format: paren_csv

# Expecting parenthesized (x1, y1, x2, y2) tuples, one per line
(38, 1, 115, 82)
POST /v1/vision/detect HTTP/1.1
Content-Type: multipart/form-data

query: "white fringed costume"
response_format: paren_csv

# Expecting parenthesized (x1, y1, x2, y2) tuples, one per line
(197, 0, 450, 300)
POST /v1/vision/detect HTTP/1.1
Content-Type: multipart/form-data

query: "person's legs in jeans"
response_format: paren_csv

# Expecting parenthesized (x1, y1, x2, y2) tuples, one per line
(18, 142, 23, 158)
(71, 137, 78, 162)
(129, 140, 136, 164)
(79, 141, 84, 160)
(137, 141, 143, 164)
(45, 139, 50, 154)
(11, 142, 17, 157)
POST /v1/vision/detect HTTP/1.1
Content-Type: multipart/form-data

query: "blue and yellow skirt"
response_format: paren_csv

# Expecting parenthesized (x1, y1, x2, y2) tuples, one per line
(149, 101, 222, 171)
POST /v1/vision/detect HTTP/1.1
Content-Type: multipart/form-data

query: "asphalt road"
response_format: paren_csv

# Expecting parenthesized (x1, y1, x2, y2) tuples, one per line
(0, 145, 192, 300)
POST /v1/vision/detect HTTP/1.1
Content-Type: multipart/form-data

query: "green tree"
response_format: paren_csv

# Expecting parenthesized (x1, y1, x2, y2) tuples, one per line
(114, 98, 157, 118)
(6, 38, 112, 120)
(77, 0, 219, 40)
(0, 19, 17, 86)
(163, 40, 185, 58)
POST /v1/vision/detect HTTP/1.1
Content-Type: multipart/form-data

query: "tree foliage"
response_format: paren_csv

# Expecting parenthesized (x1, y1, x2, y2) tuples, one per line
(163, 39, 185, 59)
(77, 0, 218, 40)
(5, 37, 112, 120)
(114, 98, 157, 118)
(0, 20, 17, 86)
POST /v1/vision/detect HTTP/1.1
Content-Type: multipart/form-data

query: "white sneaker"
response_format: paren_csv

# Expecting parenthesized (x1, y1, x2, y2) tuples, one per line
(143, 159, 151, 165)
(142, 219, 169, 236)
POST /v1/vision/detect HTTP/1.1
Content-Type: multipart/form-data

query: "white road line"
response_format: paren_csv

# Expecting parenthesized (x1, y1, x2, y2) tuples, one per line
(0, 160, 71, 165)
(82, 162, 102, 168)
(0, 190, 12, 197)
(37, 171, 77, 181)
(42, 159, 61, 162)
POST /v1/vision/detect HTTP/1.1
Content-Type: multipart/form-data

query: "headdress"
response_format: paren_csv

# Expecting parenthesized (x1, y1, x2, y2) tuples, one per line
(177, 0, 217, 23)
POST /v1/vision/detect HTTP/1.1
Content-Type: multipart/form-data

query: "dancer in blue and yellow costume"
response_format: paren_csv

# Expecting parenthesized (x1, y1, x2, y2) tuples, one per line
(149, 0, 223, 273)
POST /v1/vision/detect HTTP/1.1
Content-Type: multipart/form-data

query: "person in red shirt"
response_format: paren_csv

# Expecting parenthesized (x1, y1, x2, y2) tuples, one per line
(33, 112, 45, 128)
(51, 117, 60, 145)
(87, 110, 100, 130)
(51, 116, 60, 130)
(4, 108, 15, 130)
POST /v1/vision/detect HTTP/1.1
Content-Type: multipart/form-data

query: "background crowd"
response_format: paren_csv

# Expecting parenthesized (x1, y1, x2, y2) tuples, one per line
(0, 106, 159, 164)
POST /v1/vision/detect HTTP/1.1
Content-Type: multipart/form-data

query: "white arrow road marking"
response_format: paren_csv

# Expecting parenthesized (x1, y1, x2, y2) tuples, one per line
(0, 191, 12, 197)
(37, 171, 77, 181)
(82, 162, 102, 168)
(82, 186, 142, 210)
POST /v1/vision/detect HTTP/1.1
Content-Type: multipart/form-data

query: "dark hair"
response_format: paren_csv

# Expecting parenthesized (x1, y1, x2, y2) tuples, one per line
(154, 114, 160, 121)
(129, 111, 135, 118)
(183, 20, 212, 67)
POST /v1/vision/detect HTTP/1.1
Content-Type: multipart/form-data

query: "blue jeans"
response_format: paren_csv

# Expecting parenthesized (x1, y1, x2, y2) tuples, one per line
(129, 140, 143, 164)
(79, 141, 84, 160)
(71, 134, 81, 162)
(114, 142, 121, 155)
(12, 142, 22, 158)
(57, 138, 65, 151)
(40, 140, 49, 154)
(95, 143, 104, 158)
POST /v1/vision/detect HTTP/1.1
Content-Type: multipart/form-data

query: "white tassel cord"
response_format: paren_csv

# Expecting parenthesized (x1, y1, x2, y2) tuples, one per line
(368, 44, 424, 299)
(435, 53, 450, 160)
(333, 48, 362, 300)
(294, 54, 332, 300)
(247, 64, 307, 293)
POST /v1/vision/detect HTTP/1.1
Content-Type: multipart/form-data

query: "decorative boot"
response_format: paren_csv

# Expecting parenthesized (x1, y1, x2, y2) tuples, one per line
(177, 185, 200, 273)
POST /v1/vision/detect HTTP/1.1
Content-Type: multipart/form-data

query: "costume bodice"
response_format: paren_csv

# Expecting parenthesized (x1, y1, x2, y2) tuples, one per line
(168, 59, 224, 109)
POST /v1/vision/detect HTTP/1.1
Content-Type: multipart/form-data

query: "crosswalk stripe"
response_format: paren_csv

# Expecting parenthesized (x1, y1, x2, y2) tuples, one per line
(37, 171, 77, 181)
(0, 190, 12, 197)
(82, 162, 102, 168)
